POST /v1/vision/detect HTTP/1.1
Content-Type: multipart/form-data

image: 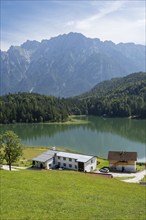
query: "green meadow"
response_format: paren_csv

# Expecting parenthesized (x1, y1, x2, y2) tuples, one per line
(1, 170, 145, 220)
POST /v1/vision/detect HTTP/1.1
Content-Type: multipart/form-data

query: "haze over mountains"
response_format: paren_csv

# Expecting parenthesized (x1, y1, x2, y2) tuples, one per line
(1, 32, 145, 97)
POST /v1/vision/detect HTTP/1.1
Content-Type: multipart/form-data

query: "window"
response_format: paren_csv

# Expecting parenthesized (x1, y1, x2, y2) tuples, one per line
(58, 156, 60, 160)
(49, 164, 51, 168)
(58, 162, 60, 166)
(69, 164, 72, 168)
(63, 163, 66, 167)
(75, 165, 77, 169)
(91, 159, 93, 163)
(63, 157, 66, 161)
(69, 158, 72, 162)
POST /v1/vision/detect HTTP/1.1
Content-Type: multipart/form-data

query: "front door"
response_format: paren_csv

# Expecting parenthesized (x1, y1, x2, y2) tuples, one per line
(78, 162, 84, 172)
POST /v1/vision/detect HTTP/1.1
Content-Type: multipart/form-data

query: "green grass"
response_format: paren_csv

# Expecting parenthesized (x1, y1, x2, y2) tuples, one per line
(4, 146, 49, 167)
(141, 175, 146, 182)
(136, 163, 145, 171)
(115, 176, 136, 181)
(96, 157, 109, 168)
(42, 115, 89, 125)
(1, 170, 145, 220)
(10, 146, 81, 167)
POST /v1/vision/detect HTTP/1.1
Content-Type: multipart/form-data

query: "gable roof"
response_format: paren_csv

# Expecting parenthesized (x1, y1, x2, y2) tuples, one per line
(108, 151, 137, 161)
(32, 150, 94, 163)
(32, 150, 58, 162)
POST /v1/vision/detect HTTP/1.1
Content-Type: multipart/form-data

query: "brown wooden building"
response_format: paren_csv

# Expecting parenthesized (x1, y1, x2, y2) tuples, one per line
(108, 151, 137, 173)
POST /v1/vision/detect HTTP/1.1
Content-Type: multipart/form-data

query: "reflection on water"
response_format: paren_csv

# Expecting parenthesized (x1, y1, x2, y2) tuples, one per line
(0, 116, 146, 162)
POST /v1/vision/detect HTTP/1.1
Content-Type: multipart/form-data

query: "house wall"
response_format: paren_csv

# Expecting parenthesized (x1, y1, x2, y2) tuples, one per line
(56, 156, 78, 170)
(33, 155, 97, 172)
(84, 157, 97, 172)
(33, 159, 53, 169)
(109, 160, 136, 173)
(45, 158, 54, 169)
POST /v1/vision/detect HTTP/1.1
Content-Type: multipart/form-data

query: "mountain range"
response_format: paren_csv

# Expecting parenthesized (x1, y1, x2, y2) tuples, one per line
(1, 32, 145, 97)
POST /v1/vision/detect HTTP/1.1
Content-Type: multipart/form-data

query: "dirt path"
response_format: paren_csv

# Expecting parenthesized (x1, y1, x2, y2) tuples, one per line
(1, 165, 27, 171)
(122, 170, 146, 183)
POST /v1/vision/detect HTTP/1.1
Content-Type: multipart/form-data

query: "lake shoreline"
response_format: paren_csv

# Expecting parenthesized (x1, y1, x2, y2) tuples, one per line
(1, 116, 145, 163)
(1, 114, 146, 126)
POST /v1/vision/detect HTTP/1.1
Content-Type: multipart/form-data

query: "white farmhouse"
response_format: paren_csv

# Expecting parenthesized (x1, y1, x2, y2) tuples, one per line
(32, 149, 97, 172)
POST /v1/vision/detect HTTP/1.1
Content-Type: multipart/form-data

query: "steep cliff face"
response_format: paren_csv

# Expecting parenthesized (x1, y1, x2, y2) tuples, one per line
(1, 32, 145, 97)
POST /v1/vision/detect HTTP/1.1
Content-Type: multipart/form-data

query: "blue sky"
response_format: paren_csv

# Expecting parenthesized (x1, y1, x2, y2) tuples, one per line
(1, 0, 145, 51)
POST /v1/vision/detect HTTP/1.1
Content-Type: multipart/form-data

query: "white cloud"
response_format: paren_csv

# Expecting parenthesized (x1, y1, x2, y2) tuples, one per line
(63, 1, 145, 45)
(1, 1, 145, 51)
(66, 1, 124, 30)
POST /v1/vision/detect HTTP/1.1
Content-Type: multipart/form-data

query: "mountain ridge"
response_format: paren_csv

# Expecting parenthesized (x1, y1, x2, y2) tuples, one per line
(1, 32, 145, 97)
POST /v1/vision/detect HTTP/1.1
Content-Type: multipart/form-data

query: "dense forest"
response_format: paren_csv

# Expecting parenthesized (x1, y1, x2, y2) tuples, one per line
(69, 72, 146, 118)
(0, 72, 146, 124)
(72, 72, 146, 118)
(66, 72, 146, 118)
(0, 93, 68, 123)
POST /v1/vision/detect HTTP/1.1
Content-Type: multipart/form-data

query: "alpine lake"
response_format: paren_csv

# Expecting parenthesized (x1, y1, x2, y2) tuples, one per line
(0, 116, 146, 162)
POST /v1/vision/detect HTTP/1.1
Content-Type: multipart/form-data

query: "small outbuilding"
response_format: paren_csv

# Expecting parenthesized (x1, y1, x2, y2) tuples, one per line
(108, 151, 137, 173)
(32, 149, 97, 172)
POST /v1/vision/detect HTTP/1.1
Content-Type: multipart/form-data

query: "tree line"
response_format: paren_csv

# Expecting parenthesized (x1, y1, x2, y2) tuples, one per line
(68, 72, 146, 118)
(0, 93, 68, 124)
(0, 72, 146, 124)
(0, 92, 146, 124)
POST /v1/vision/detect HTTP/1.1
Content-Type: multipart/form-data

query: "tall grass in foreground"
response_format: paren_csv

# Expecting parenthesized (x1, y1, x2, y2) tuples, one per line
(1, 170, 145, 220)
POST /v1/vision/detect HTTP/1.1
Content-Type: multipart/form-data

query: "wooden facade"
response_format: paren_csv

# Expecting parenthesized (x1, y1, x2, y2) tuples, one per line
(108, 151, 137, 173)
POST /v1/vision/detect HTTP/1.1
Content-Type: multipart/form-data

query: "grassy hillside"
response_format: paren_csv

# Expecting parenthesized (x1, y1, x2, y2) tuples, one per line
(1, 170, 145, 220)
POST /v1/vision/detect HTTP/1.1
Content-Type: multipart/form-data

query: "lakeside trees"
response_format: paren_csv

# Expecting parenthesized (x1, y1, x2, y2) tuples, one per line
(0, 91, 145, 124)
(0, 131, 22, 170)
(70, 72, 146, 118)
(0, 72, 146, 123)
(0, 93, 68, 124)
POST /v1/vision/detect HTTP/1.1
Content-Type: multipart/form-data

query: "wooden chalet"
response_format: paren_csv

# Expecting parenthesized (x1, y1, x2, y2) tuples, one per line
(108, 151, 137, 173)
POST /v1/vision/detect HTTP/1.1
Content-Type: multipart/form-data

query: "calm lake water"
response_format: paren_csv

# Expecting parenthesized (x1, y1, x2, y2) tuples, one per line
(0, 116, 146, 162)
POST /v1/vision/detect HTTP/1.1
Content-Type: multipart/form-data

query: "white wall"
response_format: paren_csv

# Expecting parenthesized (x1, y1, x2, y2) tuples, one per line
(33, 159, 53, 169)
(84, 157, 97, 172)
(109, 162, 136, 173)
(56, 156, 78, 170)
(45, 158, 54, 169)
(34, 155, 97, 172)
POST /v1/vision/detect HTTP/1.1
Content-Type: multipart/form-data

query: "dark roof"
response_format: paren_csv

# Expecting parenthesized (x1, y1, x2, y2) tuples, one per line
(108, 151, 137, 161)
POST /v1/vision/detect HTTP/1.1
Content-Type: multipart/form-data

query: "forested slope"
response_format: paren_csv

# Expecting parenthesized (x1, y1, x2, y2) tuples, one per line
(0, 93, 68, 123)
(69, 72, 146, 118)
(0, 72, 146, 124)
